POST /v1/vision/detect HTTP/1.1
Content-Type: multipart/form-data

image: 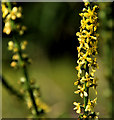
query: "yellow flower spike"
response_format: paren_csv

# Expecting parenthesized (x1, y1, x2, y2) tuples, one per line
(74, 1, 99, 119)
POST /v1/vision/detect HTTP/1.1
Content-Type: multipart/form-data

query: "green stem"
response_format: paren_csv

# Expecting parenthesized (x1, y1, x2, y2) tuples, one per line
(1, 75, 24, 100)
(84, 82, 89, 114)
(84, 61, 89, 115)
(83, 2, 91, 116)
(15, 39, 39, 115)
(23, 66, 39, 115)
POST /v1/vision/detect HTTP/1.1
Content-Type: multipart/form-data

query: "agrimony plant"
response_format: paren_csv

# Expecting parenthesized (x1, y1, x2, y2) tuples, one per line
(2, 2, 49, 117)
(73, 1, 99, 119)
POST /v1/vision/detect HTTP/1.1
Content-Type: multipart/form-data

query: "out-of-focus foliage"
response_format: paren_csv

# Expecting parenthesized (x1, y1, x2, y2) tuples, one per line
(98, 2, 113, 116)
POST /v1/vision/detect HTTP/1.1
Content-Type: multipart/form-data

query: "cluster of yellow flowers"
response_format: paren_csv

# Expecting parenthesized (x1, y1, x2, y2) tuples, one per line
(2, 3, 26, 35)
(8, 40, 28, 68)
(74, 2, 99, 119)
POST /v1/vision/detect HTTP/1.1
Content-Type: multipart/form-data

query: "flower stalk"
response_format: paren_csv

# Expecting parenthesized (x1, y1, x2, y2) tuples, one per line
(14, 39, 39, 115)
(2, 2, 49, 117)
(73, 1, 99, 119)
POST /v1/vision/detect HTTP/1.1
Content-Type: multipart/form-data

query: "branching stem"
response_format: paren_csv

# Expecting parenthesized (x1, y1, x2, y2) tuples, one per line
(1, 75, 24, 100)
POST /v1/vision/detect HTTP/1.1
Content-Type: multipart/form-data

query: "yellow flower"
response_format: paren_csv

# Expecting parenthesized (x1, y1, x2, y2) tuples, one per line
(75, 84, 88, 98)
(12, 54, 19, 60)
(80, 76, 86, 83)
(73, 102, 81, 113)
(2, 3, 9, 18)
(83, 115, 87, 118)
(21, 41, 28, 50)
(74, 81, 79, 85)
(85, 98, 97, 112)
(8, 41, 14, 50)
(11, 61, 17, 67)
(13, 47, 18, 52)
(85, 100, 92, 112)
(81, 17, 89, 29)
(27, 99, 32, 109)
(3, 21, 12, 35)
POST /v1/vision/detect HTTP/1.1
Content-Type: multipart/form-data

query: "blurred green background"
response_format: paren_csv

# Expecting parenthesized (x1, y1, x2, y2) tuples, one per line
(2, 2, 113, 118)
